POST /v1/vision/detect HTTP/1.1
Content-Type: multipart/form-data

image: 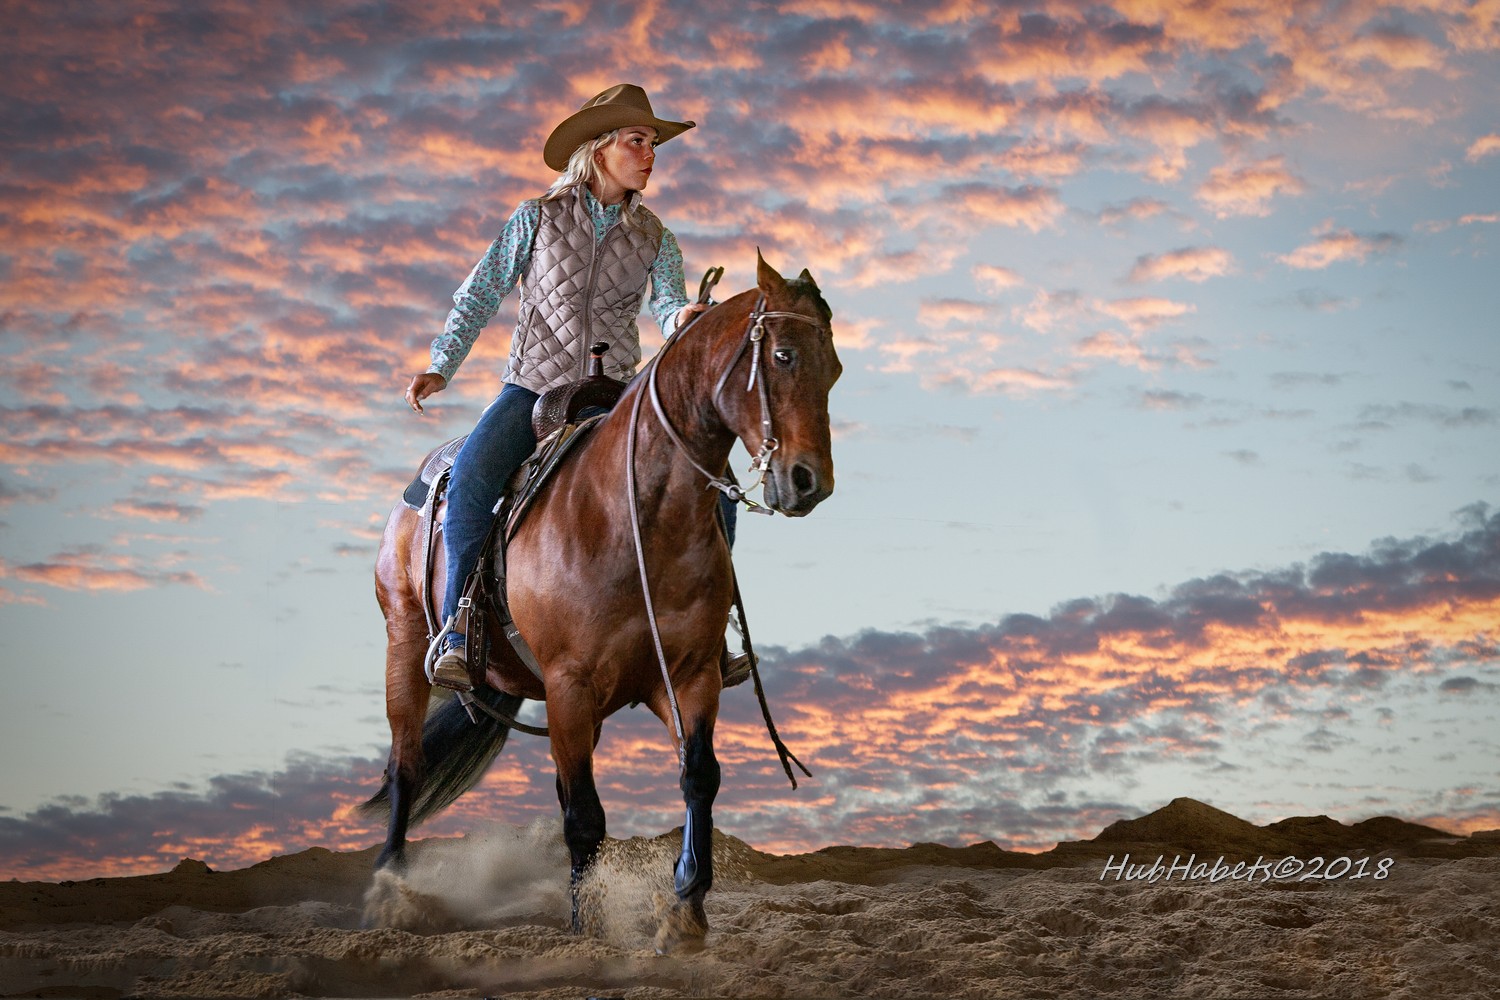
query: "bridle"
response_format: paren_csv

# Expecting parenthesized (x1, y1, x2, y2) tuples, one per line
(642, 291, 829, 513)
(624, 278, 829, 767)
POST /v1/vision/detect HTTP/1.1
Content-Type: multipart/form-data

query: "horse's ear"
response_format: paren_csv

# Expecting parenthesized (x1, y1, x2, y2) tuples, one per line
(756, 248, 787, 293)
(797, 267, 818, 290)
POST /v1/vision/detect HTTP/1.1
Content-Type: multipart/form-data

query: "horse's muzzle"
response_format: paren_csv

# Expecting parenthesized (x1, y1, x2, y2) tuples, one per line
(764, 460, 833, 516)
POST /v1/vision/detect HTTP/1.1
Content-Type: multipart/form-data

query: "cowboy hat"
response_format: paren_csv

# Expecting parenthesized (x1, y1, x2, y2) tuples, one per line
(543, 84, 695, 171)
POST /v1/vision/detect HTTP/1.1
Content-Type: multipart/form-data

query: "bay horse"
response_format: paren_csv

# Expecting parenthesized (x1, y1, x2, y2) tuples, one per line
(363, 253, 841, 952)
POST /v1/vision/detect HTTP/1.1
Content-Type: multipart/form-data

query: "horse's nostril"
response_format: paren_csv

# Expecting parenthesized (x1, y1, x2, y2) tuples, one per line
(792, 463, 815, 495)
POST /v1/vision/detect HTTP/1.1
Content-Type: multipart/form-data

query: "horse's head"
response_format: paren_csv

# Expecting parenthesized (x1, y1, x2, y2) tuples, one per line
(715, 252, 843, 516)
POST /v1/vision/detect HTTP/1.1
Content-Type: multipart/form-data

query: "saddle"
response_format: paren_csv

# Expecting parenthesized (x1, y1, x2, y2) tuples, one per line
(407, 345, 628, 688)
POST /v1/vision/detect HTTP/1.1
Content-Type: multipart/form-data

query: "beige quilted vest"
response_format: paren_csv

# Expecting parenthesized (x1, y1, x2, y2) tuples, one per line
(503, 190, 664, 394)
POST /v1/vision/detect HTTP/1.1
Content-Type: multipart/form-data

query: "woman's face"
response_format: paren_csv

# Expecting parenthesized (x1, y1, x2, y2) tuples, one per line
(594, 126, 658, 202)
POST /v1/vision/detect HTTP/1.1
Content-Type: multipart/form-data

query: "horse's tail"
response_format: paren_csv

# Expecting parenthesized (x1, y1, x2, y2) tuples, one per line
(359, 686, 526, 826)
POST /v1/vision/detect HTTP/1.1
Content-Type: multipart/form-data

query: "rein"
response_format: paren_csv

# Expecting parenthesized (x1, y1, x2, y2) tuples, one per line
(626, 276, 825, 778)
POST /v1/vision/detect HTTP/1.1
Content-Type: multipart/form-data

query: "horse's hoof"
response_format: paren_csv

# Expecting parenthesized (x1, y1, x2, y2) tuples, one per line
(652, 890, 708, 955)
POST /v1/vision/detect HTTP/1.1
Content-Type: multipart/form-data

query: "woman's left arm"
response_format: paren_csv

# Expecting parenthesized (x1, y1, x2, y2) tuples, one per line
(648, 229, 706, 334)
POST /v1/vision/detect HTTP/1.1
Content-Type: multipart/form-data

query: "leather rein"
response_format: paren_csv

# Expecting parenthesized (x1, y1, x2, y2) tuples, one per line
(626, 274, 826, 778)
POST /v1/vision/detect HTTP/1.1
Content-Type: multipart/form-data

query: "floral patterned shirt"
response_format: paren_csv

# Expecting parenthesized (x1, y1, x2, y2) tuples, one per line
(427, 189, 691, 384)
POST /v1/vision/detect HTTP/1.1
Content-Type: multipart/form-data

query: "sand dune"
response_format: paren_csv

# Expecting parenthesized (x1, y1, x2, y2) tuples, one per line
(2, 800, 1497, 998)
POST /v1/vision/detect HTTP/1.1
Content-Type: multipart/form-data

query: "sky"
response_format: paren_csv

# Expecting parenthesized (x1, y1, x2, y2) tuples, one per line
(1, 0, 1497, 881)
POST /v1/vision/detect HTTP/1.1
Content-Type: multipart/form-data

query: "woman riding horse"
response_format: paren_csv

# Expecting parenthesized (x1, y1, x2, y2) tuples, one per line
(402, 84, 714, 691)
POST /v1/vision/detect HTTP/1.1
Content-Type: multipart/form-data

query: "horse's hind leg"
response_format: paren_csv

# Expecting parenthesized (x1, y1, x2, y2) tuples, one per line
(375, 626, 429, 872)
(654, 688, 721, 954)
(548, 689, 606, 933)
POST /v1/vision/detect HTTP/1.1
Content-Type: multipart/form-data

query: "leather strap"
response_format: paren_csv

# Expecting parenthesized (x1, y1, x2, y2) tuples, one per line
(417, 471, 448, 641)
(730, 564, 811, 788)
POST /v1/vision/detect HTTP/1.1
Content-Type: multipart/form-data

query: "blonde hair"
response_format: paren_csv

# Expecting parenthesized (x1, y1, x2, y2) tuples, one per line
(541, 128, 647, 233)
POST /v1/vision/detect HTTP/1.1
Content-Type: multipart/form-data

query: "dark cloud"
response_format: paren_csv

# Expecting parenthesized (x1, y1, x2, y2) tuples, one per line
(1359, 403, 1497, 429)
(0, 753, 385, 879)
(1138, 389, 1204, 410)
(1270, 371, 1345, 389)
(0, 477, 55, 506)
(5, 505, 1498, 874)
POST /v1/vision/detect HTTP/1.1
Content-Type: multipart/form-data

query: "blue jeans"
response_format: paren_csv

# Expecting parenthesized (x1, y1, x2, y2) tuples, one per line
(441, 382, 740, 644)
(441, 383, 540, 632)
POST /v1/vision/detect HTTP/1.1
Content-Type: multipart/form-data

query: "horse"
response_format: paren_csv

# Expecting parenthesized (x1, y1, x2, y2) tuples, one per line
(363, 252, 841, 952)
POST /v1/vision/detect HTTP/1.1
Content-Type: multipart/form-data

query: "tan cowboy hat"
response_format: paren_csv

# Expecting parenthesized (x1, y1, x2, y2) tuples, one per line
(543, 84, 695, 171)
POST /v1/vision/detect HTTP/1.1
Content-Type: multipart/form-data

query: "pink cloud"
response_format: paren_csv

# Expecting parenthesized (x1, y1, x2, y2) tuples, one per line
(1276, 228, 1403, 269)
(1465, 134, 1500, 162)
(0, 546, 209, 593)
(1098, 196, 1173, 228)
(918, 298, 996, 329)
(1098, 296, 1195, 331)
(1196, 156, 1307, 217)
(928, 364, 1078, 396)
(1128, 246, 1235, 283)
(110, 499, 206, 523)
(946, 184, 1066, 233)
(972, 263, 1025, 293)
(1076, 331, 1157, 370)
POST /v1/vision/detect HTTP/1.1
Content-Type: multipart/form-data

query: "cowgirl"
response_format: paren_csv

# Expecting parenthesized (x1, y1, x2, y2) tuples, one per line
(404, 85, 711, 690)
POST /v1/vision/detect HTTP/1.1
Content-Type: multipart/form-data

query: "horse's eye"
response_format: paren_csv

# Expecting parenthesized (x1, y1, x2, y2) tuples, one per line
(773, 348, 795, 368)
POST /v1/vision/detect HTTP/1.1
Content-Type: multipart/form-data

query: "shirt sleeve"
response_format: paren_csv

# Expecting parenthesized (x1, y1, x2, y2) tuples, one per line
(427, 200, 540, 384)
(648, 227, 692, 336)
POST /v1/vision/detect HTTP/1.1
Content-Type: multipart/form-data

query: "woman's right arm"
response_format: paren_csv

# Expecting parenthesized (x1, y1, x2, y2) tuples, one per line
(414, 201, 541, 397)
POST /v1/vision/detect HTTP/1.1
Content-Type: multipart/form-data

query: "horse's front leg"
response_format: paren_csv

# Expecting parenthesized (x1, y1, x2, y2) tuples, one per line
(654, 682, 721, 954)
(548, 686, 606, 933)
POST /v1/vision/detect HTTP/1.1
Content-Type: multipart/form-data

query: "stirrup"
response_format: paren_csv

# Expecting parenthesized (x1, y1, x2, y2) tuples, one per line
(722, 651, 755, 689)
(431, 645, 473, 692)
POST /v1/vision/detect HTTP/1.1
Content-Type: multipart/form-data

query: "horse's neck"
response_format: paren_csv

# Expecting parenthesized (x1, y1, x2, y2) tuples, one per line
(624, 313, 740, 508)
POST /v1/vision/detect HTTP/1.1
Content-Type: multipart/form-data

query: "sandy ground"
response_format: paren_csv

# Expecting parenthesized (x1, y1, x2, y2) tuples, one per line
(3, 799, 1497, 999)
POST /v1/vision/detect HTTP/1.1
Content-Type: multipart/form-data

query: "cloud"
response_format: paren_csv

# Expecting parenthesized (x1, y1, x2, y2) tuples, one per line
(971, 263, 1025, 294)
(918, 298, 997, 329)
(111, 499, 207, 523)
(1358, 403, 1496, 429)
(0, 754, 391, 880)
(1464, 134, 1500, 162)
(1276, 228, 1403, 269)
(943, 183, 1066, 233)
(1139, 389, 1205, 410)
(926, 364, 1078, 397)
(1195, 156, 1307, 217)
(1098, 296, 1195, 331)
(1097, 197, 1174, 228)
(0, 545, 209, 593)
(4, 504, 1498, 874)
(2, 2, 1499, 866)
(1127, 246, 1235, 283)
(1283, 287, 1353, 312)
(1075, 331, 1149, 368)
(0, 477, 56, 506)
(1270, 371, 1345, 390)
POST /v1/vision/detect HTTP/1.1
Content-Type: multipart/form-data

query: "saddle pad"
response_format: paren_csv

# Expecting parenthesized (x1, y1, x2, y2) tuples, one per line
(401, 435, 468, 510)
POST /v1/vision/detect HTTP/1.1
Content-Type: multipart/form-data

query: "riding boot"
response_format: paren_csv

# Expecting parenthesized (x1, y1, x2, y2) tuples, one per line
(721, 645, 755, 688)
(432, 635, 472, 692)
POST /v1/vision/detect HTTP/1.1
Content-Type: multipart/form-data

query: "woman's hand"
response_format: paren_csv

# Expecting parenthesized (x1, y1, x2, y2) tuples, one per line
(675, 302, 709, 331)
(404, 373, 447, 414)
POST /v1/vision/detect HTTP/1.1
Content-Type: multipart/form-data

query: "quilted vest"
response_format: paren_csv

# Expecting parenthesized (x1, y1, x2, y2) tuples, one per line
(503, 189, 665, 394)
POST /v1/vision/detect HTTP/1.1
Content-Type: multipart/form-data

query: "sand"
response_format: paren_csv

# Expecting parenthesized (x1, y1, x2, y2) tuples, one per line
(3, 800, 1498, 999)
